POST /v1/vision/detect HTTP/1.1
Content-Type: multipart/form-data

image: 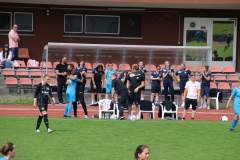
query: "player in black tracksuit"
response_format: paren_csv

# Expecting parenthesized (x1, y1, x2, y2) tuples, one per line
(34, 74, 56, 133)
(111, 73, 129, 120)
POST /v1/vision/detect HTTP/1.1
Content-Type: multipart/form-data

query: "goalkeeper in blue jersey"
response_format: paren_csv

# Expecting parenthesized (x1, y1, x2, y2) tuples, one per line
(62, 64, 81, 117)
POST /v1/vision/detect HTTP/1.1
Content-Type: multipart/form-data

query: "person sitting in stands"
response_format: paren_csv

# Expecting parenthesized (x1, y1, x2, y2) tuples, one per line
(0, 44, 12, 68)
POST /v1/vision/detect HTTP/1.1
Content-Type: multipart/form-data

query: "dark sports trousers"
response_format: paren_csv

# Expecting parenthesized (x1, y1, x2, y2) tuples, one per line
(185, 98, 197, 110)
(118, 90, 129, 117)
(163, 81, 174, 102)
(73, 85, 88, 116)
(57, 80, 67, 103)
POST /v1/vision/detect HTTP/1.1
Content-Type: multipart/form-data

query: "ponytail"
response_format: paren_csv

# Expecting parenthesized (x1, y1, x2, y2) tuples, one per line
(41, 74, 49, 85)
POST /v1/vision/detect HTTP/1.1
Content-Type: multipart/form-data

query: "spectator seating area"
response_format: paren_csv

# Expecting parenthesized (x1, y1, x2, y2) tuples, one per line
(0, 60, 238, 98)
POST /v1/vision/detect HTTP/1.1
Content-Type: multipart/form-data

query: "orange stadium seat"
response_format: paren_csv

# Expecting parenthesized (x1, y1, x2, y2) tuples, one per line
(119, 64, 131, 71)
(41, 70, 56, 78)
(105, 63, 118, 70)
(49, 78, 57, 85)
(19, 78, 32, 88)
(33, 78, 42, 86)
(15, 69, 29, 78)
(172, 65, 180, 71)
(29, 69, 43, 78)
(186, 65, 196, 72)
(86, 72, 92, 79)
(132, 64, 138, 70)
(218, 82, 231, 90)
(53, 61, 59, 69)
(2, 69, 15, 78)
(227, 75, 239, 82)
(159, 64, 165, 70)
(92, 62, 104, 69)
(195, 75, 201, 81)
(231, 83, 239, 90)
(18, 48, 30, 59)
(209, 66, 222, 73)
(223, 66, 235, 74)
(214, 75, 226, 82)
(40, 61, 53, 69)
(5, 77, 18, 88)
(14, 60, 26, 69)
(196, 66, 202, 73)
(145, 64, 156, 72)
(70, 61, 78, 68)
(86, 79, 91, 85)
(84, 62, 92, 70)
(145, 80, 151, 87)
(210, 82, 217, 89)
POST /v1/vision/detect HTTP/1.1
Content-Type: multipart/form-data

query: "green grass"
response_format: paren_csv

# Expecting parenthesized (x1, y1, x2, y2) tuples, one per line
(0, 98, 33, 105)
(213, 22, 234, 35)
(212, 43, 233, 60)
(186, 41, 207, 47)
(0, 116, 239, 160)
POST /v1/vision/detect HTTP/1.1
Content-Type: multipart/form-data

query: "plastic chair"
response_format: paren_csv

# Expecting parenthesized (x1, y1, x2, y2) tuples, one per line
(223, 66, 235, 74)
(139, 100, 155, 119)
(197, 66, 202, 73)
(119, 64, 131, 71)
(186, 65, 196, 72)
(98, 99, 116, 119)
(14, 60, 26, 69)
(19, 78, 32, 88)
(33, 78, 42, 87)
(218, 82, 231, 90)
(210, 82, 217, 89)
(2, 69, 15, 78)
(145, 64, 155, 72)
(214, 75, 226, 82)
(29, 69, 43, 78)
(227, 75, 239, 82)
(5, 77, 18, 88)
(160, 101, 178, 120)
(105, 63, 118, 70)
(15, 69, 29, 78)
(93, 63, 104, 69)
(210, 89, 221, 110)
(231, 83, 239, 90)
(70, 62, 78, 68)
(18, 48, 30, 59)
(40, 61, 53, 70)
(84, 62, 92, 70)
(209, 66, 222, 73)
(49, 78, 57, 85)
(172, 65, 180, 71)
(53, 62, 59, 69)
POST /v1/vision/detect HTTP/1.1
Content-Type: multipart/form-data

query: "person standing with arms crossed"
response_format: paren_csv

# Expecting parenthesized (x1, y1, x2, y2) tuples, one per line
(0, 142, 16, 160)
(34, 74, 55, 133)
(199, 66, 211, 109)
(162, 61, 175, 102)
(105, 63, 116, 99)
(175, 63, 191, 107)
(226, 77, 240, 132)
(127, 66, 145, 119)
(138, 60, 147, 100)
(111, 73, 129, 120)
(182, 73, 200, 120)
(8, 24, 20, 61)
(55, 56, 68, 104)
(150, 65, 162, 106)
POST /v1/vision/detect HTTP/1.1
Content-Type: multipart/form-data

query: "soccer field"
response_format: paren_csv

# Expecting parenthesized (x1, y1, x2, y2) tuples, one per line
(0, 116, 239, 160)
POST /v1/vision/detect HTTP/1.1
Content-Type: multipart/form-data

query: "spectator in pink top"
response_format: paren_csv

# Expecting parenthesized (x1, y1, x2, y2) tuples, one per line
(8, 24, 20, 61)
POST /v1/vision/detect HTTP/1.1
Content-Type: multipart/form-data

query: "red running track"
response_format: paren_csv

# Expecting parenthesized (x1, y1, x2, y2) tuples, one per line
(0, 104, 235, 120)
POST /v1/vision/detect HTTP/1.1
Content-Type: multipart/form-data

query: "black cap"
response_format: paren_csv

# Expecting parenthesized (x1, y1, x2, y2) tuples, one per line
(4, 44, 8, 48)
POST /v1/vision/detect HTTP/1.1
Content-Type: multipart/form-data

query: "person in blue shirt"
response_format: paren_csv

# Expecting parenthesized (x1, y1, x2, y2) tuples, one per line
(162, 61, 175, 102)
(175, 63, 191, 107)
(195, 31, 201, 43)
(226, 79, 240, 132)
(0, 142, 16, 160)
(105, 63, 116, 99)
(90, 65, 105, 105)
(63, 64, 79, 117)
(199, 66, 211, 109)
(150, 65, 162, 106)
(119, 71, 128, 86)
(138, 60, 147, 100)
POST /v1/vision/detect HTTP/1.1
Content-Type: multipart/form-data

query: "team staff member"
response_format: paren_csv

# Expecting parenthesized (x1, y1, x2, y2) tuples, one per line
(226, 77, 240, 132)
(150, 65, 162, 106)
(199, 66, 211, 109)
(8, 24, 20, 61)
(90, 65, 105, 105)
(56, 56, 68, 104)
(162, 61, 175, 102)
(0, 142, 16, 160)
(34, 74, 55, 133)
(119, 71, 128, 85)
(72, 62, 89, 118)
(127, 66, 145, 119)
(105, 63, 116, 99)
(175, 63, 191, 107)
(138, 61, 147, 100)
(182, 73, 200, 120)
(111, 73, 129, 120)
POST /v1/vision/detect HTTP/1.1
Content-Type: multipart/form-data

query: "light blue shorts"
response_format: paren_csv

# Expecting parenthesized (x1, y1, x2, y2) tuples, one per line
(66, 92, 76, 102)
(234, 106, 240, 116)
(105, 84, 112, 93)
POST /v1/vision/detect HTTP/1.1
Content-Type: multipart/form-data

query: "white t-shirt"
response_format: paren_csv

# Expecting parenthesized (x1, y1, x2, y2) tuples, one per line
(185, 81, 200, 99)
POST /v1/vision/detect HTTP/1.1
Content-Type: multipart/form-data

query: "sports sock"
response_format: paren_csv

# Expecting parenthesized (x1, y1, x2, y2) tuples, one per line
(64, 104, 69, 115)
(200, 103, 203, 107)
(207, 103, 210, 107)
(43, 114, 49, 129)
(141, 98, 144, 100)
(67, 104, 73, 117)
(231, 119, 238, 129)
(36, 116, 43, 130)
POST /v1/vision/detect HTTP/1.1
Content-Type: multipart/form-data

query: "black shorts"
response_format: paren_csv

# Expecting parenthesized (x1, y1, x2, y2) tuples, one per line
(185, 98, 197, 110)
(140, 87, 145, 91)
(151, 87, 160, 93)
(128, 92, 140, 105)
(180, 81, 187, 93)
(38, 105, 48, 112)
(118, 90, 129, 107)
(90, 81, 102, 93)
(201, 85, 210, 97)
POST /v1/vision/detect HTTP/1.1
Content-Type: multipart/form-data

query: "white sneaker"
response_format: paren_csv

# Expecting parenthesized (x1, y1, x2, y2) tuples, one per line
(207, 106, 210, 110)
(47, 128, 53, 133)
(35, 129, 40, 133)
(181, 103, 184, 108)
(136, 115, 140, 119)
(199, 106, 203, 109)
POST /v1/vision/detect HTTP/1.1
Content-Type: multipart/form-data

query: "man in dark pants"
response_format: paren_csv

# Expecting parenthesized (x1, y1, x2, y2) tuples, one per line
(71, 70, 88, 118)
(111, 73, 129, 120)
(55, 57, 68, 104)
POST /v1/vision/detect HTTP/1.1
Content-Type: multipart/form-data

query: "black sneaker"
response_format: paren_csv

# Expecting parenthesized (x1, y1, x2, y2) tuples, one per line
(191, 117, 195, 120)
(118, 117, 124, 120)
(230, 129, 235, 132)
(182, 117, 185, 120)
(67, 116, 71, 118)
(62, 115, 67, 117)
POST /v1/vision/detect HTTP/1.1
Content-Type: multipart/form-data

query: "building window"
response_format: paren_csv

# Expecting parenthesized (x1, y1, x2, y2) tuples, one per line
(85, 15, 120, 34)
(0, 12, 12, 31)
(14, 12, 33, 32)
(64, 14, 83, 33)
